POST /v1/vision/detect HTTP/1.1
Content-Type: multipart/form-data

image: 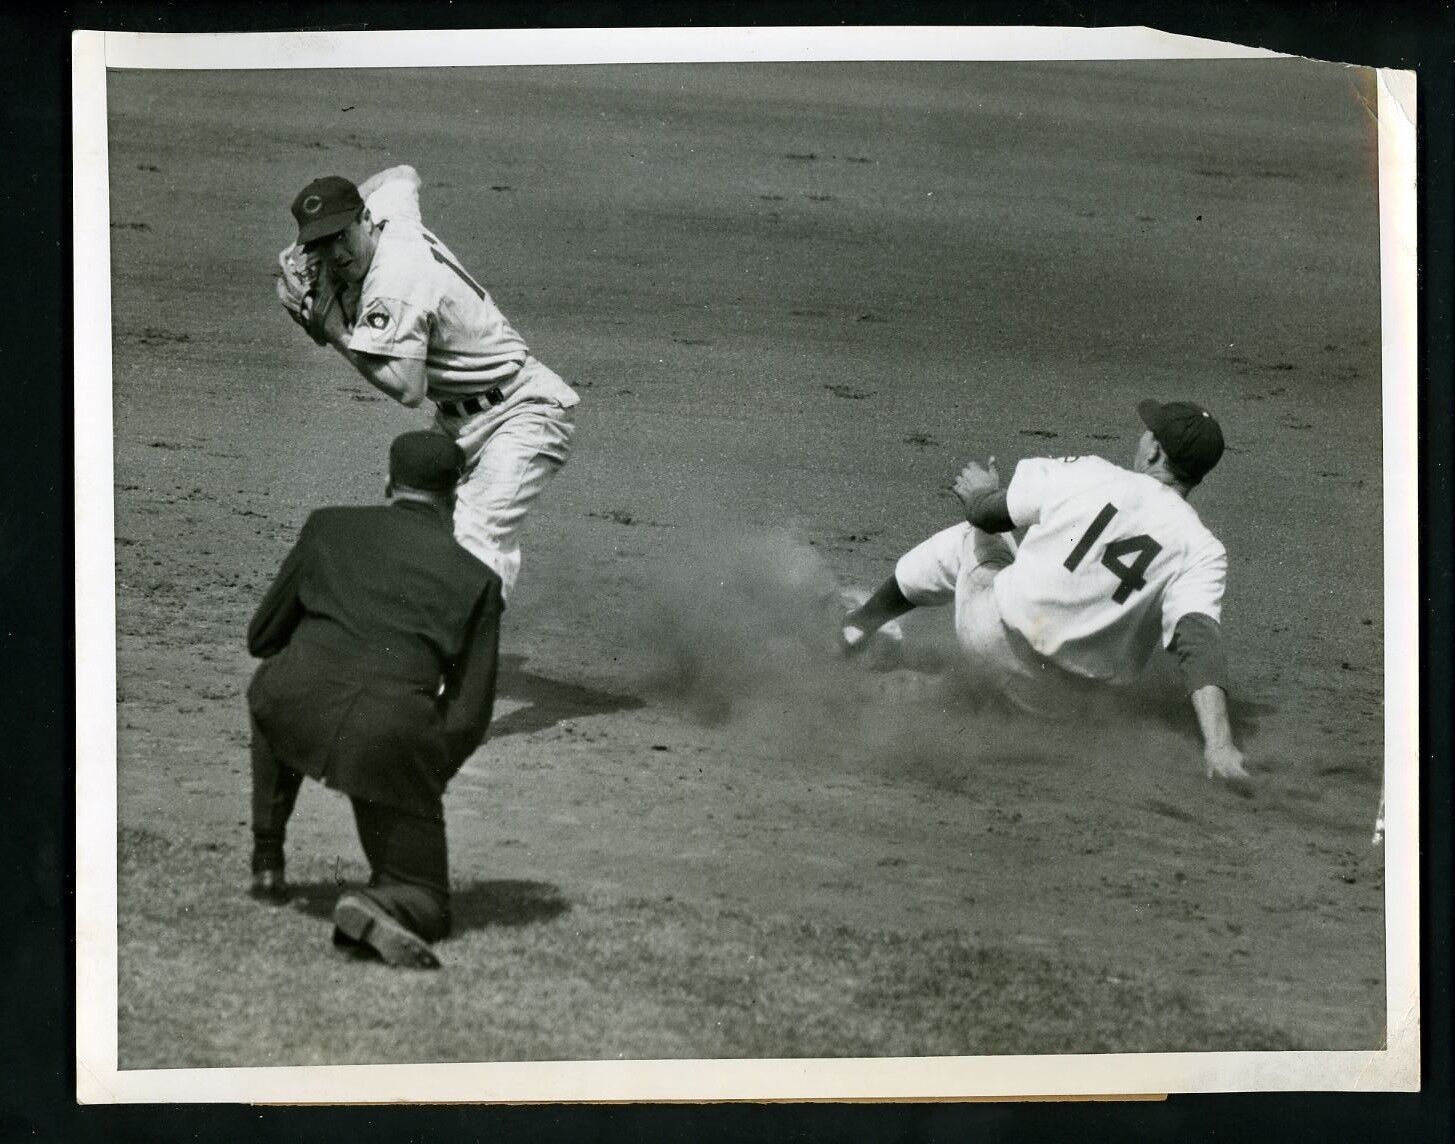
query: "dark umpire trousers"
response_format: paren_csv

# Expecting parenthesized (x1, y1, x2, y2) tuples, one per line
(251, 718, 453, 943)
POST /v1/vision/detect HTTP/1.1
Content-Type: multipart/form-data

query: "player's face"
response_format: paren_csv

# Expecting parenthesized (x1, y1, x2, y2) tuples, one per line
(311, 215, 376, 284)
(1133, 429, 1158, 473)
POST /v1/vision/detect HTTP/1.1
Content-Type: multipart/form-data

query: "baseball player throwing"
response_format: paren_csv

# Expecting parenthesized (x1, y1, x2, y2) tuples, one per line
(275, 166, 578, 600)
(842, 400, 1249, 783)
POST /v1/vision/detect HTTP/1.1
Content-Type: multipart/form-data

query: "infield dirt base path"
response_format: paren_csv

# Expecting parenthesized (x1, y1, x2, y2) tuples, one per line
(106, 59, 1386, 1064)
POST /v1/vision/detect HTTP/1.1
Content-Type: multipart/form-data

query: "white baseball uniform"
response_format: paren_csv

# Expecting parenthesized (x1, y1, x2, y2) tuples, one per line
(894, 455, 1227, 716)
(347, 171, 579, 598)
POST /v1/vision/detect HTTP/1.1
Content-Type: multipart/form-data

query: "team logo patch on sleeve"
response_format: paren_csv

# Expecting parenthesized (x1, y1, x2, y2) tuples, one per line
(363, 304, 391, 331)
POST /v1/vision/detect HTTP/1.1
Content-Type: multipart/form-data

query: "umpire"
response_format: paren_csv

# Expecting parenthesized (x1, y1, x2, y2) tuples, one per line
(246, 430, 503, 969)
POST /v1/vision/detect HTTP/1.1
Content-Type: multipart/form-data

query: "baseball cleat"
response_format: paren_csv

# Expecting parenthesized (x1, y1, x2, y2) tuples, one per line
(332, 892, 441, 969)
(837, 588, 904, 662)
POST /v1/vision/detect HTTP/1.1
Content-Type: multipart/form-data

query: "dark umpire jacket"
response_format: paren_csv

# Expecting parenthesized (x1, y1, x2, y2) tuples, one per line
(246, 498, 502, 818)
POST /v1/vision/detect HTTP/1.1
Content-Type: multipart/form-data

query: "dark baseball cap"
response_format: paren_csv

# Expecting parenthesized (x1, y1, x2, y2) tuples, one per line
(389, 431, 466, 492)
(1137, 399, 1225, 483)
(291, 175, 364, 245)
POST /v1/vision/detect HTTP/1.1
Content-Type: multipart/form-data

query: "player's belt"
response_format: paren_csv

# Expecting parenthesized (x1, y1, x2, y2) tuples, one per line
(434, 361, 527, 419)
(437, 390, 506, 418)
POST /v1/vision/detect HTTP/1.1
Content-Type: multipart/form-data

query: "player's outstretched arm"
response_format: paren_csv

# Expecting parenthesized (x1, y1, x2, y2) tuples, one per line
(1191, 685, 1249, 783)
(1167, 611, 1248, 784)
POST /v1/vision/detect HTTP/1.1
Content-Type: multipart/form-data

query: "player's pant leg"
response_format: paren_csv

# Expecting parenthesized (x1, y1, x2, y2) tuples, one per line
(910, 525, 1097, 719)
(452, 403, 575, 599)
(350, 796, 452, 943)
(249, 713, 305, 875)
(893, 523, 974, 606)
(954, 588, 1044, 714)
(935, 526, 1066, 711)
(956, 585, 1100, 720)
(895, 521, 1016, 605)
(953, 524, 1017, 609)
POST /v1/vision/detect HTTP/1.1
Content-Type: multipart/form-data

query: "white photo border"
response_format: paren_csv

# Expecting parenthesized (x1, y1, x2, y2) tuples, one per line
(72, 25, 1420, 1104)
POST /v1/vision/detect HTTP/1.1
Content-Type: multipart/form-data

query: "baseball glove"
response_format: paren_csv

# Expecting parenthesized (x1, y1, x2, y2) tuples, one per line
(275, 244, 339, 347)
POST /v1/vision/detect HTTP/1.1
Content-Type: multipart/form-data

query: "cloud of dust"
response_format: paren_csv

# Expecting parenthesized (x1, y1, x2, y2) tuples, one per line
(619, 527, 1176, 792)
(538, 526, 1374, 823)
(626, 526, 847, 725)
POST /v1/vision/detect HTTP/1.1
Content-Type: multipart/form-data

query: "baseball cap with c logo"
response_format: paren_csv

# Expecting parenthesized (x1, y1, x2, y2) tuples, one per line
(290, 176, 364, 245)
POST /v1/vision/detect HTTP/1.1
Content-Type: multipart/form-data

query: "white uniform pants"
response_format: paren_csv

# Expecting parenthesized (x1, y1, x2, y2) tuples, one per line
(893, 523, 1099, 719)
(444, 392, 575, 600)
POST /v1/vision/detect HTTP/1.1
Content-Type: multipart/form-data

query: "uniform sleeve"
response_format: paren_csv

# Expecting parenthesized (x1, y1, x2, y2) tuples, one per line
(346, 245, 433, 361)
(1160, 539, 1227, 647)
(347, 295, 431, 360)
(963, 488, 1015, 533)
(441, 576, 504, 776)
(363, 169, 422, 225)
(1004, 457, 1061, 528)
(247, 516, 312, 658)
(1168, 612, 1230, 693)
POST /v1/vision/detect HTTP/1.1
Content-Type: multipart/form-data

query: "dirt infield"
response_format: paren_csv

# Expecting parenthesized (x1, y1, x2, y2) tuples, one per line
(106, 59, 1386, 1067)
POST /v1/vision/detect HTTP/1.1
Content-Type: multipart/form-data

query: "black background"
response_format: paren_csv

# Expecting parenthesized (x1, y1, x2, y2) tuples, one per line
(2, 1, 1449, 1140)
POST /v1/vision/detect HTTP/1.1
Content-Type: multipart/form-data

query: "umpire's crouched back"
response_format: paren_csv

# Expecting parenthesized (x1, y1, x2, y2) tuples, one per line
(245, 431, 502, 967)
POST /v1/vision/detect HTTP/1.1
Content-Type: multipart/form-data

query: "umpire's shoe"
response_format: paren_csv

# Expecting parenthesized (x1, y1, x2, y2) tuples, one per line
(333, 892, 441, 969)
(248, 868, 292, 905)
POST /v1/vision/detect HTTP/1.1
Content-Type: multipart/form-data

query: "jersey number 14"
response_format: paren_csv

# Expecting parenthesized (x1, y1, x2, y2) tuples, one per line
(1063, 503, 1162, 604)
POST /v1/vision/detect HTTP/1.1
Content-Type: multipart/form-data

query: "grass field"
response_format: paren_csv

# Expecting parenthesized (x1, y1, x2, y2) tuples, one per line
(105, 58, 1387, 1070)
(120, 825, 1298, 1064)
